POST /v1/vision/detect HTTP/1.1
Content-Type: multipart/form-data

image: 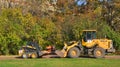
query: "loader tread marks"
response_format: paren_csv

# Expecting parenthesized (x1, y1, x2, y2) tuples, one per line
(68, 47, 80, 58)
(93, 47, 105, 58)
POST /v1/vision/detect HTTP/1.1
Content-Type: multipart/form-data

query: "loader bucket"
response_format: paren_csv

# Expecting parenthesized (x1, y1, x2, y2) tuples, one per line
(55, 42, 68, 57)
(55, 50, 66, 57)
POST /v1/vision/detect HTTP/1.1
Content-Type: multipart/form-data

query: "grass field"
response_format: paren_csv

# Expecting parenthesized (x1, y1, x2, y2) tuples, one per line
(0, 58, 120, 67)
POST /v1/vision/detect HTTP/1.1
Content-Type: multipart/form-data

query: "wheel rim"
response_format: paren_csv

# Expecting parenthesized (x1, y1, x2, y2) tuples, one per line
(71, 50, 77, 56)
(96, 50, 102, 56)
(23, 54, 27, 58)
(31, 53, 37, 58)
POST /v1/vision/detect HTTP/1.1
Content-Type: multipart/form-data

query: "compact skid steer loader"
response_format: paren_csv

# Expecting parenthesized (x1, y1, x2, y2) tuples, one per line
(56, 30, 115, 58)
(18, 41, 43, 58)
(19, 41, 56, 58)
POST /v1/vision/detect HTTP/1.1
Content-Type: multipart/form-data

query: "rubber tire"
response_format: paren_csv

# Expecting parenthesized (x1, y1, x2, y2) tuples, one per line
(31, 52, 38, 58)
(22, 53, 29, 59)
(68, 47, 80, 58)
(93, 47, 105, 58)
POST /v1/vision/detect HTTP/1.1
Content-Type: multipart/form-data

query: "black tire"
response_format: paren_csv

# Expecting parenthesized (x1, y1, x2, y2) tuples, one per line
(93, 47, 105, 58)
(22, 53, 29, 59)
(68, 47, 80, 58)
(31, 52, 38, 58)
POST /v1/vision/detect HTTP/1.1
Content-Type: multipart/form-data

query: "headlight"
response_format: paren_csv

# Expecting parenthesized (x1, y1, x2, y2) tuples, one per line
(110, 41, 113, 48)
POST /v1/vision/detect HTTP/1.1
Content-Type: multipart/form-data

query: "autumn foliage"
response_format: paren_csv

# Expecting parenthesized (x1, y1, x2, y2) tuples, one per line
(0, 0, 120, 55)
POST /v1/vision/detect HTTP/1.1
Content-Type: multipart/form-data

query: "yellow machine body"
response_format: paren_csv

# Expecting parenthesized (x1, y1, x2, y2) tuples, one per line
(58, 30, 115, 58)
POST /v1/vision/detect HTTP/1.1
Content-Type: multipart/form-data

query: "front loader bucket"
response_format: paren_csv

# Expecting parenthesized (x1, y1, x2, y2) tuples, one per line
(55, 42, 69, 58)
(55, 50, 66, 58)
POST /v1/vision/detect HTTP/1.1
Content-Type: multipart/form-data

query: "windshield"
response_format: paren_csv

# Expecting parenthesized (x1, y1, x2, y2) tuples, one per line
(83, 31, 96, 42)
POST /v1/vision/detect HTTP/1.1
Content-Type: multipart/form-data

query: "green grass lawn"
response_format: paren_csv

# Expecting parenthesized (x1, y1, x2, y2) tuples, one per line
(0, 58, 120, 67)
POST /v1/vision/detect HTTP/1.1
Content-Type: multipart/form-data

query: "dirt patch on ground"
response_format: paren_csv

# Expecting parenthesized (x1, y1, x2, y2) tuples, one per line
(0, 55, 19, 60)
(0, 55, 120, 60)
(105, 55, 120, 59)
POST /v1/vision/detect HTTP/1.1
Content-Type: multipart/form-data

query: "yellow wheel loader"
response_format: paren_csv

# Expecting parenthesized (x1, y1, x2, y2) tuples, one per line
(56, 30, 115, 58)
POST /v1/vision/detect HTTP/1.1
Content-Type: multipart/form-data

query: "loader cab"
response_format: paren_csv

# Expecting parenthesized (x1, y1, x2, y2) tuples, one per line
(82, 30, 96, 42)
(27, 41, 41, 51)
